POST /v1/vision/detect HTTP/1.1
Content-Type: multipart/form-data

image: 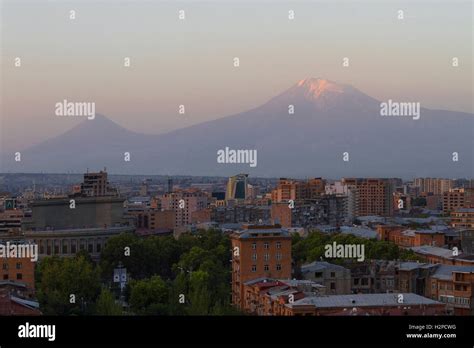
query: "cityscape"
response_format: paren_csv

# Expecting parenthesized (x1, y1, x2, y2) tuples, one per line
(1, 171, 473, 316)
(0, 0, 472, 345)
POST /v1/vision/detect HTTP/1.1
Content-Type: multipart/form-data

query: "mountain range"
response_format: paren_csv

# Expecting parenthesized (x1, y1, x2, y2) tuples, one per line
(2, 78, 473, 178)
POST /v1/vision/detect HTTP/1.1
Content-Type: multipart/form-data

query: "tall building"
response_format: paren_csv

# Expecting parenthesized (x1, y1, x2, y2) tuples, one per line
(451, 208, 474, 229)
(231, 224, 292, 310)
(443, 188, 473, 213)
(226, 174, 248, 202)
(161, 189, 208, 227)
(80, 170, 115, 197)
(167, 178, 173, 193)
(414, 178, 453, 195)
(341, 178, 394, 217)
(271, 178, 325, 203)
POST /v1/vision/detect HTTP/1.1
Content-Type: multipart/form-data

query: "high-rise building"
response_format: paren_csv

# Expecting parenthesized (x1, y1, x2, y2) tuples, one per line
(341, 178, 394, 217)
(414, 178, 453, 195)
(226, 174, 248, 201)
(231, 224, 292, 310)
(80, 170, 116, 197)
(271, 178, 325, 203)
(161, 189, 208, 227)
(443, 188, 473, 213)
(167, 178, 173, 193)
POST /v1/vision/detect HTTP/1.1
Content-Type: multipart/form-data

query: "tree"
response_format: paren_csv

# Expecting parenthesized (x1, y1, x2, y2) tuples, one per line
(95, 287, 123, 315)
(187, 270, 212, 315)
(36, 255, 101, 315)
(129, 275, 169, 315)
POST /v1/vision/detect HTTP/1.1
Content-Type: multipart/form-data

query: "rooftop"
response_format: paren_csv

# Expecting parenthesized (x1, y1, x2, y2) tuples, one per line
(287, 293, 441, 308)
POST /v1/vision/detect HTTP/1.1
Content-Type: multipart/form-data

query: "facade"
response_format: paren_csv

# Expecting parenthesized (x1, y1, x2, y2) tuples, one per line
(231, 224, 292, 311)
(2, 225, 134, 260)
(414, 178, 453, 195)
(427, 265, 474, 315)
(80, 170, 116, 197)
(22, 196, 127, 231)
(271, 178, 325, 203)
(271, 195, 348, 228)
(410, 246, 474, 266)
(443, 188, 473, 214)
(396, 262, 474, 315)
(212, 205, 271, 225)
(0, 210, 23, 235)
(341, 178, 394, 217)
(226, 174, 248, 202)
(300, 261, 351, 294)
(161, 189, 208, 227)
(376, 225, 445, 248)
(0, 257, 35, 293)
(451, 208, 474, 229)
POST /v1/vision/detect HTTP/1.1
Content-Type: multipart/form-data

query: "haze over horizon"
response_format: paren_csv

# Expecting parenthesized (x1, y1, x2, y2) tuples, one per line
(1, 0, 472, 153)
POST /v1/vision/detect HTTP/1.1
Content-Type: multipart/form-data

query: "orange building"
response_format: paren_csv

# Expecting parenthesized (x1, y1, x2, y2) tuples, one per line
(0, 257, 35, 293)
(443, 188, 473, 214)
(271, 178, 325, 203)
(451, 208, 474, 229)
(270, 203, 292, 228)
(410, 246, 474, 266)
(427, 265, 474, 315)
(342, 178, 394, 217)
(376, 225, 445, 248)
(129, 209, 175, 231)
(231, 224, 292, 311)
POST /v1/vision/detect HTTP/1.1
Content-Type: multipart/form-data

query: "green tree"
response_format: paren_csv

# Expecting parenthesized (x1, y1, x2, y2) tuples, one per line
(187, 270, 212, 315)
(129, 275, 169, 315)
(95, 287, 123, 315)
(36, 255, 101, 315)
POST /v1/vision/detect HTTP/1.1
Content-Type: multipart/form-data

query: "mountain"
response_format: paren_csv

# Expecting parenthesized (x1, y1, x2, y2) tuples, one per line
(2, 78, 473, 178)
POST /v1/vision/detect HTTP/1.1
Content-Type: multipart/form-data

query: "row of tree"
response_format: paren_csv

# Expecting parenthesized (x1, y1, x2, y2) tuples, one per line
(36, 229, 239, 315)
(292, 230, 424, 268)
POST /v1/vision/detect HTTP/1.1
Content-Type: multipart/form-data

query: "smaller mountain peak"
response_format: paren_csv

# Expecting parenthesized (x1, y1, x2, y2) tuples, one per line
(296, 78, 345, 98)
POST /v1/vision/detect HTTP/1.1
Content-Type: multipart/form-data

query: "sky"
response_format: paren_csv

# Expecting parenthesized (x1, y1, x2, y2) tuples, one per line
(1, 0, 472, 152)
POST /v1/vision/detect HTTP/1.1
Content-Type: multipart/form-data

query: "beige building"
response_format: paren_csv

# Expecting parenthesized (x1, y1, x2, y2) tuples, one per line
(161, 189, 208, 227)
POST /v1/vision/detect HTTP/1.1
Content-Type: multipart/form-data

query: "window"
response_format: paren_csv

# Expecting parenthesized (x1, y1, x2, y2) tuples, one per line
(16, 262, 22, 270)
(276, 242, 281, 249)
(2, 263, 8, 270)
(276, 264, 282, 271)
(314, 272, 323, 278)
(3, 274, 8, 280)
(264, 253, 270, 261)
(330, 282, 336, 290)
(251, 243, 257, 250)
(251, 265, 257, 272)
(16, 273, 22, 280)
(276, 253, 282, 260)
(330, 272, 335, 278)
(264, 242, 269, 250)
(252, 253, 257, 261)
(264, 265, 269, 271)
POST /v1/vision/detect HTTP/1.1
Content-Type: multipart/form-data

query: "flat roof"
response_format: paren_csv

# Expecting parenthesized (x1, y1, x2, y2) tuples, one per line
(287, 293, 441, 308)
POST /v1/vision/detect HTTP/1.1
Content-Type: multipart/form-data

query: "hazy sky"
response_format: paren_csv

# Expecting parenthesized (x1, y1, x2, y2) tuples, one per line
(1, 0, 472, 152)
